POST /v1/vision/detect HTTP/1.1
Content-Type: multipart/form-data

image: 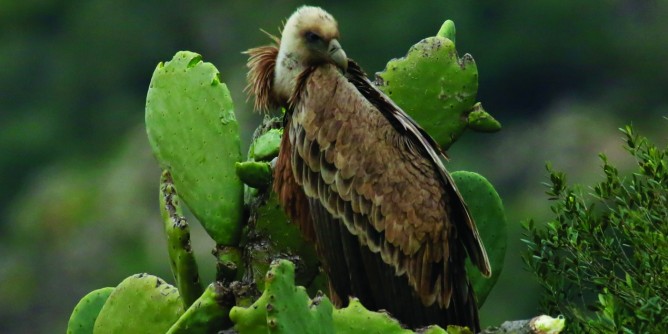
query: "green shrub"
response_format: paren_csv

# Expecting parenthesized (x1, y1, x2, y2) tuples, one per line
(523, 125, 668, 333)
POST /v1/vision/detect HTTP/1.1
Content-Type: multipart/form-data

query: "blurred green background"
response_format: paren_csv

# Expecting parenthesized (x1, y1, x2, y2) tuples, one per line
(1, 1, 667, 333)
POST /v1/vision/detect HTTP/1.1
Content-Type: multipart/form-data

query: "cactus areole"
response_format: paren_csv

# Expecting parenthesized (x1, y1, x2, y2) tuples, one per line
(245, 5, 491, 331)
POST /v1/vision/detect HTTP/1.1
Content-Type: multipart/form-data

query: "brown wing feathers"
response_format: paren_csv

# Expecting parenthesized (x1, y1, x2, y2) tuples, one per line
(293, 65, 452, 300)
(347, 60, 491, 278)
(273, 124, 316, 242)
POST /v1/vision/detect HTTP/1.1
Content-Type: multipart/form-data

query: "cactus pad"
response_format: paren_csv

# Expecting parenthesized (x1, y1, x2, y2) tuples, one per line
(229, 260, 478, 334)
(466, 103, 500, 133)
(333, 298, 413, 334)
(214, 245, 244, 283)
(236, 161, 272, 189)
(146, 51, 243, 246)
(93, 274, 184, 334)
(67, 287, 114, 334)
(251, 128, 283, 161)
(375, 21, 500, 149)
(229, 260, 335, 334)
(160, 170, 203, 307)
(256, 193, 320, 279)
(166, 282, 233, 334)
(452, 171, 507, 305)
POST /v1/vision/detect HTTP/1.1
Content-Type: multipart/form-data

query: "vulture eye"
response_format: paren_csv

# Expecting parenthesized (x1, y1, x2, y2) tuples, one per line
(305, 31, 322, 43)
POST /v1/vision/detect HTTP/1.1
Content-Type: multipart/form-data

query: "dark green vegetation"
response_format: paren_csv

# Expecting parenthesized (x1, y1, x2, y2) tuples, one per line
(3, 2, 668, 333)
(524, 125, 668, 333)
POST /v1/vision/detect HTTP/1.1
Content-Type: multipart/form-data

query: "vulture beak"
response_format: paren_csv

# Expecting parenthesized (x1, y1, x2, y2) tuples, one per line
(328, 39, 348, 73)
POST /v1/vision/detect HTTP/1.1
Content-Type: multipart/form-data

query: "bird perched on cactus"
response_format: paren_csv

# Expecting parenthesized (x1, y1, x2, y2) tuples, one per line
(245, 6, 491, 331)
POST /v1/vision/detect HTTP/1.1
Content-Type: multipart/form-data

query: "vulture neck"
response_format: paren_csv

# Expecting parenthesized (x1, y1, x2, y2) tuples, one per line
(274, 41, 309, 104)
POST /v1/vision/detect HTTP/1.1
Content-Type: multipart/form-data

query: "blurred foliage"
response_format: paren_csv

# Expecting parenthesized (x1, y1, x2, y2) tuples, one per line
(1, 1, 667, 333)
(524, 125, 667, 333)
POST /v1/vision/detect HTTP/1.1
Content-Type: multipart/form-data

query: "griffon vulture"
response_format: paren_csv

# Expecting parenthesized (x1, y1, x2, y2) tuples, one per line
(245, 5, 491, 331)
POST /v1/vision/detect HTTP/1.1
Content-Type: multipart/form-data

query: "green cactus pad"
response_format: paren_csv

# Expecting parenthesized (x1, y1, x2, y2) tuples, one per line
(246, 242, 273, 293)
(251, 192, 321, 291)
(160, 170, 203, 307)
(230, 260, 335, 334)
(214, 245, 244, 282)
(67, 287, 114, 334)
(452, 171, 507, 306)
(376, 36, 476, 149)
(254, 194, 320, 273)
(420, 327, 449, 334)
(443, 326, 474, 334)
(166, 282, 233, 334)
(251, 128, 283, 161)
(466, 103, 500, 132)
(334, 299, 471, 333)
(230, 260, 469, 334)
(333, 298, 413, 334)
(236, 161, 272, 189)
(93, 274, 184, 334)
(146, 51, 243, 246)
(376, 21, 500, 149)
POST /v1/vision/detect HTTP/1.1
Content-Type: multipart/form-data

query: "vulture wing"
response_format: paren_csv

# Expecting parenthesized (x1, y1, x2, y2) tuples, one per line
(286, 63, 489, 330)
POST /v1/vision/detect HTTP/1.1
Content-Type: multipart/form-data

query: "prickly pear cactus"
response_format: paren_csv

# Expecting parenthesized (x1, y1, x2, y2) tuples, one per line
(236, 128, 283, 190)
(335, 299, 474, 334)
(160, 170, 203, 307)
(93, 274, 184, 334)
(333, 298, 417, 334)
(236, 161, 273, 189)
(452, 171, 507, 306)
(146, 51, 243, 246)
(69, 16, 508, 334)
(67, 287, 114, 334)
(237, 118, 323, 293)
(250, 128, 282, 161)
(251, 192, 321, 289)
(166, 282, 233, 334)
(376, 20, 500, 149)
(230, 260, 335, 334)
(230, 260, 472, 334)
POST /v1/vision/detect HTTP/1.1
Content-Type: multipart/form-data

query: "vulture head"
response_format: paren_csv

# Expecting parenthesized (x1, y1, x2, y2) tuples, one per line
(274, 6, 348, 101)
